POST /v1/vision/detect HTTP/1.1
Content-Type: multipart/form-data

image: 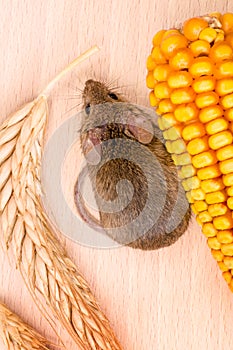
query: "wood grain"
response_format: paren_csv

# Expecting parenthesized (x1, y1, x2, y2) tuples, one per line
(1, 1, 233, 349)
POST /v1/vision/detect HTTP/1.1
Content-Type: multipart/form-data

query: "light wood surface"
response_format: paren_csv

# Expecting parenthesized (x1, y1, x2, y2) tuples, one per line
(1, 1, 233, 349)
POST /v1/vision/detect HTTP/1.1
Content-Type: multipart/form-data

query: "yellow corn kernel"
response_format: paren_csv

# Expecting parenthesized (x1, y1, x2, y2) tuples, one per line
(223, 173, 233, 186)
(187, 136, 209, 155)
(189, 39, 210, 57)
(181, 177, 190, 191)
(217, 230, 233, 243)
(196, 216, 203, 227)
(199, 105, 223, 123)
(195, 91, 219, 109)
(208, 203, 228, 217)
(207, 237, 222, 250)
(149, 91, 159, 106)
(215, 31, 225, 43)
(184, 175, 201, 189)
(228, 121, 233, 134)
(216, 78, 233, 96)
(206, 190, 227, 204)
(161, 113, 177, 129)
(166, 125, 183, 140)
(211, 249, 224, 262)
(146, 72, 156, 89)
(171, 139, 187, 154)
(165, 140, 173, 153)
(216, 145, 233, 161)
(172, 153, 190, 166)
(219, 158, 233, 174)
(198, 211, 212, 223)
(183, 17, 208, 41)
(209, 42, 233, 62)
(206, 117, 229, 135)
(160, 34, 188, 58)
(170, 87, 196, 104)
(221, 93, 233, 109)
(158, 99, 175, 113)
(209, 12, 222, 19)
(226, 32, 233, 48)
(167, 71, 193, 88)
(174, 103, 198, 122)
(154, 82, 172, 99)
(224, 256, 233, 269)
(225, 108, 233, 121)
(218, 261, 229, 272)
(162, 29, 182, 40)
(191, 188, 205, 200)
(175, 153, 191, 166)
(229, 279, 233, 292)
(199, 27, 217, 42)
(152, 30, 167, 46)
(197, 164, 221, 180)
(186, 191, 194, 203)
(181, 164, 196, 178)
(227, 186, 233, 196)
(158, 116, 165, 130)
(151, 46, 167, 64)
(209, 131, 233, 150)
(147, 55, 157, 71)
(213, 212, 233, 230)
(202, 222, 218, 237)
(191, 204, 199, 215)
(169, 48, 194, 70)
(189, 57, 214, 77)
(214, 60, 233, 79)
(193, 200, 208, 212)
(222, 13, 233, 34)
(192, 150, 217, 168)
(227, 197, 233, 209)
(223, 271, 232, 283)
(182, 122, 205, 141)
(192, 76, 216, 93)
(163, 129, 169, 139)
(201, 178, 225, 193)
(153, 64, 172, 81)
(221, 243, 233, 256)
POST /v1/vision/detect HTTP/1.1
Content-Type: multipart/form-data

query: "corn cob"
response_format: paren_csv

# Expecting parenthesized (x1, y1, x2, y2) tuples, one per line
(146, 12, 233, 292)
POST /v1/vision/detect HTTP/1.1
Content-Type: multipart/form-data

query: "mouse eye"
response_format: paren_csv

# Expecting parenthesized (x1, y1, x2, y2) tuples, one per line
(85, 103, 91, 115)
(108, 92, 118, 100)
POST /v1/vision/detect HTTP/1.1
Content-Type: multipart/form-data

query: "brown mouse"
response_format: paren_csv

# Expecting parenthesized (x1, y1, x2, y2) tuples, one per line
(74, 79, 191, 250)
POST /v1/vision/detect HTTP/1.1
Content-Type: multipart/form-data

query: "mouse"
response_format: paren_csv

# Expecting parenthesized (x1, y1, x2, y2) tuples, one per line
(74, 79, 191, 250)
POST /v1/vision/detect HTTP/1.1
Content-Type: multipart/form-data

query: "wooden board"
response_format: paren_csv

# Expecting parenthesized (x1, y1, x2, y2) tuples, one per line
(1, 1, 233, 349)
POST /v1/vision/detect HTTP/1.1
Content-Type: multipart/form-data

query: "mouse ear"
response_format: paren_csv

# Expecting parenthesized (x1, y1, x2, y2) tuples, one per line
(81, 132, 102, 165)
(124, 114, 154, 144)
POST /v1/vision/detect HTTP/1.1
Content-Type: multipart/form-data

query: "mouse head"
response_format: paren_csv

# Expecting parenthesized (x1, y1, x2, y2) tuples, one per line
(83, 79, 124, 114)
(81, 79, 156, 163)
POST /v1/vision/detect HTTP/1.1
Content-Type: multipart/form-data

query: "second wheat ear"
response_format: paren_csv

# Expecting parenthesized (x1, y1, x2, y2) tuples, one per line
(0, 302, 51, 350)
(0, 46, 123, 350)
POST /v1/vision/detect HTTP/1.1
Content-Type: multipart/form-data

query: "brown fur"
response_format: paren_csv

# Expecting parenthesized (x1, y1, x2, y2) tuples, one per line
(74, 79, 191, 250)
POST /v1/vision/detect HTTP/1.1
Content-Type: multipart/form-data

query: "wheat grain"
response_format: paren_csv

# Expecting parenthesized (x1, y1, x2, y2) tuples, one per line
(0, 301, 50, 350)
(0, 47, 122, 350)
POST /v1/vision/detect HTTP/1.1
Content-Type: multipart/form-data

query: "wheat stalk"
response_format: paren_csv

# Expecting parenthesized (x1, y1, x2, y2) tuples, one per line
(0, 301, 50, 350)
(0, 47, 122, 350)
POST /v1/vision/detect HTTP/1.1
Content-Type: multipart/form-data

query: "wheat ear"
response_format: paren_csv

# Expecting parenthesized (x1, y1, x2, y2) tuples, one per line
(0, 47, 122, 350)
(0, 301, 50, 350)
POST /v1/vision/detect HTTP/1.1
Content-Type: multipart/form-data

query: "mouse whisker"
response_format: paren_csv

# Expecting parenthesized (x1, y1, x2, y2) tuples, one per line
(68, 84, 84, 95)
(62, 102, 83, 116)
